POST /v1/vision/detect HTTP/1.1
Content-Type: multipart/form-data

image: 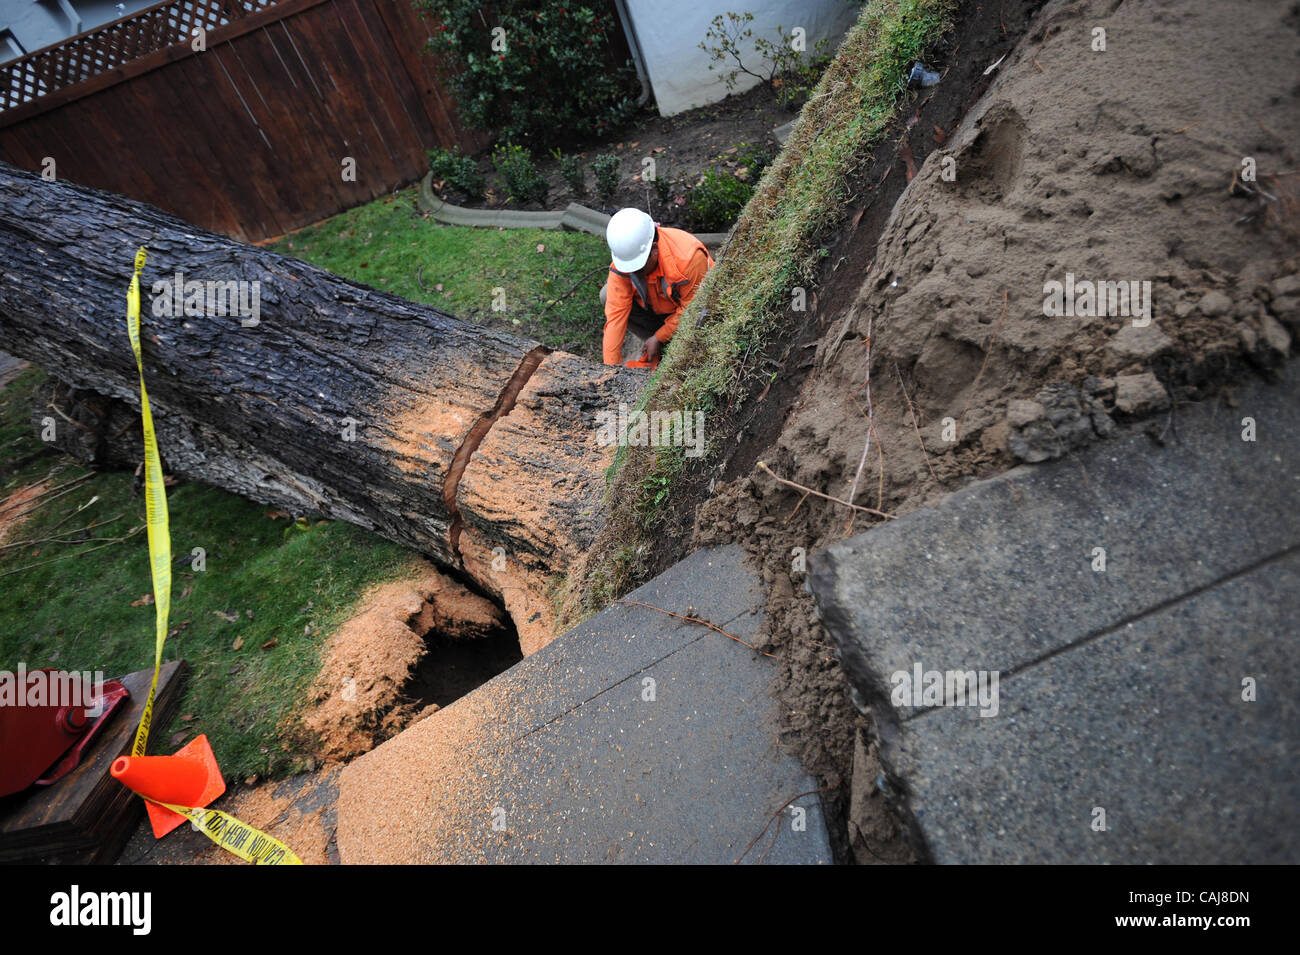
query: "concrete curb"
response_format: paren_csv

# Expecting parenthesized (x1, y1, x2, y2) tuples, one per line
(418, 172, 731, 252)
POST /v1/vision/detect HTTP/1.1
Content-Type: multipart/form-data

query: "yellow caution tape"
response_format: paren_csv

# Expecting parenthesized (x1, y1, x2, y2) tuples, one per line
(125, 247, 302, 866)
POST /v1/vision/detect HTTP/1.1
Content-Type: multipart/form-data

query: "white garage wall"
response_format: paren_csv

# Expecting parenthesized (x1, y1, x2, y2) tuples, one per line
(622, 0, 862, 116)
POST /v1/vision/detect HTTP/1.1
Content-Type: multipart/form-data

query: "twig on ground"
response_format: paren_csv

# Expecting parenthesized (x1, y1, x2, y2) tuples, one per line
(539, 264, 608, 315)
(757, 461, 895, 520)
(618, 598, 774, 657)
(845, 315, 877, 510)
(894, 362, 938, 483)
(0, 525, 145, 578)
(734, 787, 830, 864)
(1, 511, 124, 551)
(0, 473, 94, 526)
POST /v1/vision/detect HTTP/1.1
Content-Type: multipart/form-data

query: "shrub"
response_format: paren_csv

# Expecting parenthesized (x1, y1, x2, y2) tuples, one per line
(735, 141, 774, 181)
(592, 153, 622, 204)
(427, 146, 484, 197)
(699, 11, 836, 108)
(416, 1, 640, 149)
(560, 154, 588, 196)
(493, 143, 549, 205)
(686, 169, 753, 232)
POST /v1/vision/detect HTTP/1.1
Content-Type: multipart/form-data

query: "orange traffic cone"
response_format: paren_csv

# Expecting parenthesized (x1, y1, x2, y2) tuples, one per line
(111, 733, 226, 838)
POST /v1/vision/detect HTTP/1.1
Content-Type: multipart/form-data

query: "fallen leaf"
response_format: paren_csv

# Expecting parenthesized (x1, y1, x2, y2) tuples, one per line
(260, 638, 279, 650)
(265, 509, 288, 519)
(179, 583, 193, 600)
(244, 775, 258, 786)
(131, 594, 155, 607)
(213, 609, 239, 623)
(536, 243, 546, 253)
(232, 636, 244, 650)
(181, 714, 197, 722)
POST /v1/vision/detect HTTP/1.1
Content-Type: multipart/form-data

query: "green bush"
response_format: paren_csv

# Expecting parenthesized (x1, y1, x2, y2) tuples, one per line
(427, 146, 483, 197)
(735, 141, 773, 181)
(592, 153, 621, 204)
(686, 169, 753, 231)
(416, 1, 640, 149)
(493, 143, 549, 205)
(560, 154, 588, 196)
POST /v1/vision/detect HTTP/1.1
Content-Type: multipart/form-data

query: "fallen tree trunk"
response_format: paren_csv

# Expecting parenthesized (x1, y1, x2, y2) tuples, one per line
(0, 162, 640, 654)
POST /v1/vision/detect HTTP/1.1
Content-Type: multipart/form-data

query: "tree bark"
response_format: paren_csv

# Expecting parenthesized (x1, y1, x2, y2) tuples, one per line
(0, 162, 639, 654)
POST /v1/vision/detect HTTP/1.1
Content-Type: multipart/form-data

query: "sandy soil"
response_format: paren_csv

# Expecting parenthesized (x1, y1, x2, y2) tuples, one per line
(695, 0, 1299, 862)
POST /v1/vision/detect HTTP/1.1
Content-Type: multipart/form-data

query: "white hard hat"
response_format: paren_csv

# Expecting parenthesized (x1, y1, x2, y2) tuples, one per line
(606, 208, 656, 273)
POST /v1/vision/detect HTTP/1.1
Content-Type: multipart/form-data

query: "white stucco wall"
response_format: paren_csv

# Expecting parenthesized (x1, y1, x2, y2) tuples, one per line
(623, 0, 861, 116)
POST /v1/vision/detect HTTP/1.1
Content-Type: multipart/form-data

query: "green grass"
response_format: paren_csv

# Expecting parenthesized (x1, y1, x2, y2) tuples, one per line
(268, 186, 611, 359)
(0, 366, 420, 780)
(557, 0, 958, 625)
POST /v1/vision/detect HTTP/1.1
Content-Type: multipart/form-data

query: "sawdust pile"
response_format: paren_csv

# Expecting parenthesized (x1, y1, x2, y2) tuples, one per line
(336, 680, 511, 864)
(0, 479, 49, 546)
(303, 559, 505, 762)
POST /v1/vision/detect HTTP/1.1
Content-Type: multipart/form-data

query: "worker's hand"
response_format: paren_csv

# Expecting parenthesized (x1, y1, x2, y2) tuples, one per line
(641, 336, 664, 364)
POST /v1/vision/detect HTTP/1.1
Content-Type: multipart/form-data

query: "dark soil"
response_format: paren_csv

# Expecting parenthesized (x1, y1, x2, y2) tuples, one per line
(430, 84, 798, 230)
(405, 626, 522, 709)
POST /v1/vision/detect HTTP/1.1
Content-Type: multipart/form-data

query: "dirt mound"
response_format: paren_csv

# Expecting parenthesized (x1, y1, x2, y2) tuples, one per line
(303, 560, 506, 762)
(695, 0, 1299, 862)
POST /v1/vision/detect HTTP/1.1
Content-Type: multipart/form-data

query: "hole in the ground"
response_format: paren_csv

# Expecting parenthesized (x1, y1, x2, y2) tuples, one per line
(403, 613, 523, 710)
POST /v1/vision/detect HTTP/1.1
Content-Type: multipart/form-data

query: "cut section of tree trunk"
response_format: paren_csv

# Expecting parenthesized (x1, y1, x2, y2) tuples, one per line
(0, 162, 639, 653)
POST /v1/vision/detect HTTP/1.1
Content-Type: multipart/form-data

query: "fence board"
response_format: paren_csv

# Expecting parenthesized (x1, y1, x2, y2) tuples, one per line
(0, 0, 482, 241)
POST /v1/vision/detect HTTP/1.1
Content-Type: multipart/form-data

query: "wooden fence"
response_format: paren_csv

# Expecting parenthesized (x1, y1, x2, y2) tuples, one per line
(0, 0, 486, 241)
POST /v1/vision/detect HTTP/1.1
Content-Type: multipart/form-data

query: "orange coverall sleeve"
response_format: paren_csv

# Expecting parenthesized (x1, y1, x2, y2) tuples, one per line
(653, 248, 711, 344)
(602, 269, 634, 365)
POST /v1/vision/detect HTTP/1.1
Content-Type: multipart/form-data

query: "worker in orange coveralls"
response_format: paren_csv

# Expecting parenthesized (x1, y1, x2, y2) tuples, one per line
(599, 207, 715, 366)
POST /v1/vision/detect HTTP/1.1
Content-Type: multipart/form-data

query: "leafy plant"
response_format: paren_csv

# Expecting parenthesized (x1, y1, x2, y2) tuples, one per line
(735, 141, 774, 181)
(686, 169, 753, 231)
(652, 172, 672, 207)
(416, 0, 640, 149)
(493, 143, 549, 205)
(560, 154, 588, 196)
(699, 12, 837, 108)
(427, 145, 483, 197)
(592, 152, 622, 205)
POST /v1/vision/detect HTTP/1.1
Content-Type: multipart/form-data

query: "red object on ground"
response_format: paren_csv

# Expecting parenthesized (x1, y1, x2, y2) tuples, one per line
(0, 669, 129, 798)
(624, 357, 659, 370)
(110, 733, 226, 838)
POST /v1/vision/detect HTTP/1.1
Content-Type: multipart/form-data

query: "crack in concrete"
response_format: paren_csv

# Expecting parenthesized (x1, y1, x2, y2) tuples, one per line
(441, 344, 550, 566)
(902, 541, 1300, 723)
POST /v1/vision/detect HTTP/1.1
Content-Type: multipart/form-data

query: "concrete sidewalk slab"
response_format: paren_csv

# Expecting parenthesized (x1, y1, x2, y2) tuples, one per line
(810, 368, 1300, 719)
(891, 552, 1300, 863)
(338, 544, 831, 864)
(808, 368, 1299, 863)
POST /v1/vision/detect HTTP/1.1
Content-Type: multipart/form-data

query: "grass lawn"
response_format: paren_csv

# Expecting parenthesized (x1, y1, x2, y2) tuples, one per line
(267, 185, 612, 360)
